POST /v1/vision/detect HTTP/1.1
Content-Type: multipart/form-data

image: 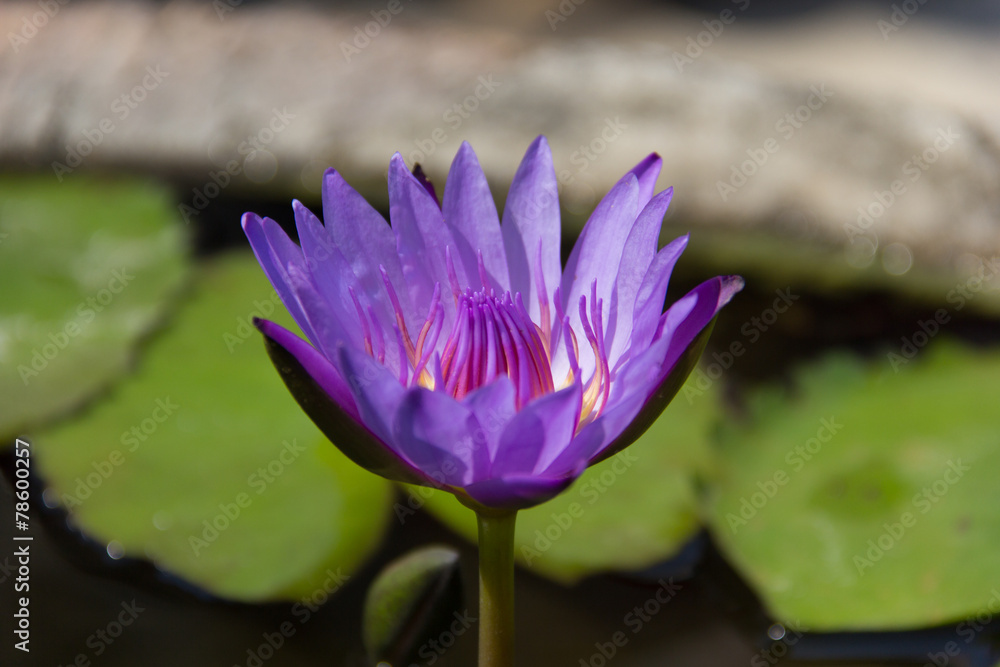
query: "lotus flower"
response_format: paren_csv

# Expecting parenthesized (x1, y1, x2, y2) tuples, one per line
(243, 137, 742, 511)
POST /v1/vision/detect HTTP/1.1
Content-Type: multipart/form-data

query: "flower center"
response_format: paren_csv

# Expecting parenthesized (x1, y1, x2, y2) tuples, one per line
(373, 256, 611, 421)
(436, 289, 555, 407)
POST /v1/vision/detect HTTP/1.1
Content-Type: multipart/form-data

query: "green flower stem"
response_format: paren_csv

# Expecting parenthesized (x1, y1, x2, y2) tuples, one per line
(476, 509, 517, 667)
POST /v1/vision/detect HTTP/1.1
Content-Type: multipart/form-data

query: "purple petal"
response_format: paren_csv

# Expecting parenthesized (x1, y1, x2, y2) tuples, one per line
(606, 190, 676, 369)
(322, 168, 417, 333)
(535, 420, 606, 479)
(490, 381, 582, 477)
(260, 216, 336, 352)
(575, 328, 678, 463)
(334, 345, 407, 450)
(392, 388, 487, 487)
(442, 142, 510, 293)
(624, 235, 689, 364)
(586, 274, 744, 464)
(462, 376, 517, 465)
(411, 164, 440, 206)
(623, 153, 663, 211)
(464, 472, 578, 510)
(282, 261, 362, 360)
(242, 213, 317, 345)
(254, 318, 358, 418)
(656, 275, 743, 376)
(559, 176, 640, 377)
(256, 319, 432, 486)
(292, 202, 365, 340)
(500, 136, 562, 325)
(388, 154, 468, 322)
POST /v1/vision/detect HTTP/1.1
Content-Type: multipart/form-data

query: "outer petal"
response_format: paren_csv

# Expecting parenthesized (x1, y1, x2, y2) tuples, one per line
(462, 376, 518, 466)
(570, 325, 683, 470)
(392, 388, 486, 488)
(606, 190, 676, 369)
(442, 142, 510, 293)
(255, 319, 432, 487)
(558, 176, 640, 377)
(501, 136, 562, 325)
(588, 274, 744, 466)
(624, 234, 689, 365)
(322, 169, 416, 333)
(294, 200, 401, 372)
(389, 154, 468, 322)
(293, 202, 364, 345)
(242, 213, 317, 346)
(489, 380, 583, 477)
(463, 472, 578, 511)
(624, 153, 663, 212)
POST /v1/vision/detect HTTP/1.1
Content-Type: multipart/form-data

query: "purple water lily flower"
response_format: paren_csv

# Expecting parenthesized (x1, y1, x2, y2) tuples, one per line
(243, 137, 742, 511)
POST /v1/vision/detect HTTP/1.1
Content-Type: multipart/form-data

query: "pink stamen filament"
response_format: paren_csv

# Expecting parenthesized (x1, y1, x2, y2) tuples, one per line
(369, 249, 612, 423)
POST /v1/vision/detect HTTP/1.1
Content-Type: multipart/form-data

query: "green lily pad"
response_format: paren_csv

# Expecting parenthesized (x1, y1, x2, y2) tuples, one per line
(413, 371, 721, 584)
(706, 342, 1000, 631)
(0, 176, 188, 438)
(33, 253, 392, 602)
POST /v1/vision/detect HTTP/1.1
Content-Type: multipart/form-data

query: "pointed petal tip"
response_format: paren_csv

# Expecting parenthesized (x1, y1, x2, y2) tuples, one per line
(523, 135, 550, 157)
(639, 152, 663, 168)
(321, 168, 340, 191)
(451, 141, 483, 171)
(720, 275, 745, 307)
(240, 211, 261, 231)
(671, 232, 690, 248)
